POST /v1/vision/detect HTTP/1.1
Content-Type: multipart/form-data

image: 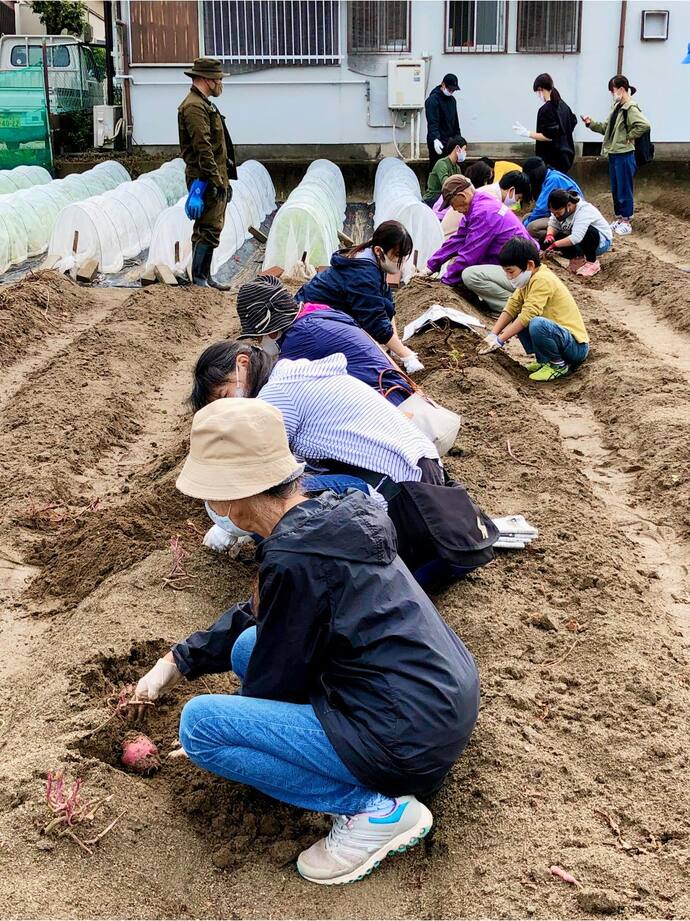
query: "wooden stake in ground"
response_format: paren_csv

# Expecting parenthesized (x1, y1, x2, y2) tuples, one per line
(248, 226, 268, 244)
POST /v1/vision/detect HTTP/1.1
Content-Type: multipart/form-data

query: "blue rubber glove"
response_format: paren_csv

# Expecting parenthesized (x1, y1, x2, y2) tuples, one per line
(185, 179, 207, 220)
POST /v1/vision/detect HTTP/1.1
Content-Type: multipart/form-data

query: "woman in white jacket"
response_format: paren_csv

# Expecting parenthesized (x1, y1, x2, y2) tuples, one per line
(543, 189, 613, 277)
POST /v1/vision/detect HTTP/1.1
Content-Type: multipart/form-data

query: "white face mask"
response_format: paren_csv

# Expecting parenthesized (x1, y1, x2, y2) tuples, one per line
(375, 248, 403, 275)
(205, 502, 250, 537)
(441, 87, 452, 97)
(536, 91, 545, 103)
(457, 149, 466, 163)
(234, 368, 246, 398)
(510, 269, 532, 290)
(380, 255, 402, 275)
(260, 335, 280, 357)
(504, 191, 518, 208)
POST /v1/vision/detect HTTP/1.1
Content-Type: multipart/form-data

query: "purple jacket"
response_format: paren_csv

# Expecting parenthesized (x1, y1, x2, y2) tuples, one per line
(427, 193, 534, 285)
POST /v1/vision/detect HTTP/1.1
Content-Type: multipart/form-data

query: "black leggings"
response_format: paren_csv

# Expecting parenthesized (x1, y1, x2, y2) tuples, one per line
(557, 224, 602, 262)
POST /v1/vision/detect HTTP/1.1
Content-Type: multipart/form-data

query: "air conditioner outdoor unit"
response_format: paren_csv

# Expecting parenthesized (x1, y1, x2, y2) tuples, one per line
(94, 105, 122, 149)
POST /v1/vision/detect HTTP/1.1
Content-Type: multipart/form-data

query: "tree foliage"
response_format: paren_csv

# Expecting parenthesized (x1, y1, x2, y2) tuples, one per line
(31, 1, 88, 37)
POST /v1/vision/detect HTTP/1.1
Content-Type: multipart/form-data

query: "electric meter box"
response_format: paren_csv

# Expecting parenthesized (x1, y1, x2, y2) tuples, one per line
(387, 60, 426, 110)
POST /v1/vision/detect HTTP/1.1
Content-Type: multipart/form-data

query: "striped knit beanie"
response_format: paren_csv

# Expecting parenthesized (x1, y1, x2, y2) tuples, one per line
(236, 275, 299, 339)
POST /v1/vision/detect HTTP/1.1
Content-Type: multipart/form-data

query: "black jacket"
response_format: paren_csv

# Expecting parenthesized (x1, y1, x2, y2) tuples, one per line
(535, 99, 577, 173)
(172, 492, 480, 797)
(296, 252, 396, 344)
(425, 85, 460, 146)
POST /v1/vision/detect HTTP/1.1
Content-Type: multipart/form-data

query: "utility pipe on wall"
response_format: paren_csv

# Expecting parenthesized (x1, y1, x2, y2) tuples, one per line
(617, 0, 628, 74)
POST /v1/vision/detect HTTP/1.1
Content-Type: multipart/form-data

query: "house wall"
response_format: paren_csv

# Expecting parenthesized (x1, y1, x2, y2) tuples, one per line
(124, 0, 690, 155)
(14, 0, 106, 42)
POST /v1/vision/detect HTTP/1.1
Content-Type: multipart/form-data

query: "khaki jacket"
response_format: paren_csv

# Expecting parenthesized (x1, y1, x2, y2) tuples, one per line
(178, 86, 237, 190)
(589, 100, 651, 156)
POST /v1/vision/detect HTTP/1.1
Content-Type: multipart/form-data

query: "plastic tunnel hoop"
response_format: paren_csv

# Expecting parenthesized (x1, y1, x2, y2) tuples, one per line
(47, 162, 182, 274)
(146, 159, 277, 276)
(262, 159, 345, 273)
(373, 158, 444, 282)
(0, 160, 134, 273)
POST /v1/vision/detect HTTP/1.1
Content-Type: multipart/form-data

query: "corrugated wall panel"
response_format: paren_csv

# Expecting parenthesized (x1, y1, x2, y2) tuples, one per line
(130, 0, 200, 64)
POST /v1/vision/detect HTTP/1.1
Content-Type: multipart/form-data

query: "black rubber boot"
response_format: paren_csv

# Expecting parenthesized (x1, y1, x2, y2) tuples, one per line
(207, 250, 231, 291)
(191, 243, 212, 286)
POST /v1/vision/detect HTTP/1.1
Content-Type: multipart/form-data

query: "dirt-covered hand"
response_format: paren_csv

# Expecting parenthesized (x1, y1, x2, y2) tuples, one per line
(477, 333, 505, 355)
(134, 658, 181, 705)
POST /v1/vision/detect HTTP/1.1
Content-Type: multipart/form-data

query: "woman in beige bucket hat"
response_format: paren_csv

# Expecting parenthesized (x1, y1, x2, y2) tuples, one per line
(133, 397, 480, 886)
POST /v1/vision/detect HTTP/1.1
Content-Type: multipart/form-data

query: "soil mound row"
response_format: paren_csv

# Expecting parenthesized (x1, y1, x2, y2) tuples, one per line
(0, 271, 101, 369)
(0, 285, 227, 514)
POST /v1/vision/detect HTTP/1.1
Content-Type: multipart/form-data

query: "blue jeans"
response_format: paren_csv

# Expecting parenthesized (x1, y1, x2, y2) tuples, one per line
(179, 627, 392, 815)
(608, 151, 637, 219)
(518, 317, 589, 367)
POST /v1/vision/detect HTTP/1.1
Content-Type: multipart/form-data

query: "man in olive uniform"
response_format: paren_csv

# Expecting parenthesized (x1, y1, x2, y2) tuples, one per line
(178, 57, 238, 287)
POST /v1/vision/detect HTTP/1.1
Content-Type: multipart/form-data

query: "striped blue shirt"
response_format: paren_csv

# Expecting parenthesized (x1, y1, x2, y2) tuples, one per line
(258, 353, 440, 482)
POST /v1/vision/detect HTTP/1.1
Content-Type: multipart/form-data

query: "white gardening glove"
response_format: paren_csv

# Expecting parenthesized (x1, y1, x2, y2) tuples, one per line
(134, 658, 181, 703)
(433, 139, 443, 155)
(417, 266, 432, 277)
(402, 352, 425, 373)
(202, 523, 238, 552)
(477, 333, 505, 355)
(512, 122, 531, 138)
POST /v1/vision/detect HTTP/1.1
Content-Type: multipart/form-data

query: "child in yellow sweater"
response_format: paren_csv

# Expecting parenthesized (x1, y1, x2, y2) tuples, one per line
(477, 237, 589, 381)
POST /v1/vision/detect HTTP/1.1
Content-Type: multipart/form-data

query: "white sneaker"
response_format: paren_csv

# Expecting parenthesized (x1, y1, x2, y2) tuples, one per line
(297, 795, 433, 885)
(609, 219, 621, 231)
(614, 221, 633, 236)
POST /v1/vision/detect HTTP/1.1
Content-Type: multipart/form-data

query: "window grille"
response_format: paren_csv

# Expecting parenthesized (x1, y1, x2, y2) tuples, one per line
(516, 0, 582, 53)
(445, 1, 506, 53)
(349, 0, 410, 54)
(202, 0, 341, 65)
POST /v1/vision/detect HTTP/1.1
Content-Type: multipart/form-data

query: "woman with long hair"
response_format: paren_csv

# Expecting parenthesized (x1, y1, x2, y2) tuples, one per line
(513, 73, 577, 173)
(582, 75, 651, 236)
(296, 220, 423, 373)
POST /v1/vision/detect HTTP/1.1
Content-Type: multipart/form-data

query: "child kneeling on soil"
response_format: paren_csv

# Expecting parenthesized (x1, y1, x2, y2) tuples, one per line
(543, 189, 612, 278)
(477, 237, 589, 382)
(133, 399, 480, 886)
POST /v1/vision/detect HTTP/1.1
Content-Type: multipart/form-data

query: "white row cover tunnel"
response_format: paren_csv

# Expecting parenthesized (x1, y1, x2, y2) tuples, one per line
(0, 165, 52, 195)
(374, 158, 443, 282)
(263, 160, 345, 274)
(146, 161, 276, 276)
(0, 161, 130, 274)
(48, 160, 188, 274)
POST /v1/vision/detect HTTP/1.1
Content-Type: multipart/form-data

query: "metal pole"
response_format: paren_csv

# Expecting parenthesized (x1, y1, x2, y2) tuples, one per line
(41, 41, 55, 164)
(104, 0, 115, 106)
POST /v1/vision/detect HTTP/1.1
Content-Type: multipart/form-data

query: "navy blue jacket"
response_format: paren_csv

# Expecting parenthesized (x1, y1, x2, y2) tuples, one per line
(425, 85, 460, 147)
(279, 308, 411, 406)
(172, 492, 480, 798)
(296, 252, 396, 344)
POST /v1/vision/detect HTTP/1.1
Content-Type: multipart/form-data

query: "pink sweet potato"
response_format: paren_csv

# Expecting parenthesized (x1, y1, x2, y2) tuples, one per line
(121, 733, 161, 776)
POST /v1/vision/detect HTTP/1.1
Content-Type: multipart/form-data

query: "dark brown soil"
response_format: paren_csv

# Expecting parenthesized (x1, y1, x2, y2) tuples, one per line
(0, 225, 689, 921)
